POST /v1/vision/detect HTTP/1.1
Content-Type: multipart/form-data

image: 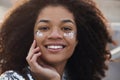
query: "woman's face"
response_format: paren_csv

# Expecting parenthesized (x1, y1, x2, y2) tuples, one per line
(34, 6, 78, 65)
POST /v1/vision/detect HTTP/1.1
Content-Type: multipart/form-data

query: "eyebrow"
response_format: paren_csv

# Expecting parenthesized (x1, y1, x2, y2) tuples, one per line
(61, 19, 75, 24)
(36, 19, 75, 24)
(38, 20, 50, 23)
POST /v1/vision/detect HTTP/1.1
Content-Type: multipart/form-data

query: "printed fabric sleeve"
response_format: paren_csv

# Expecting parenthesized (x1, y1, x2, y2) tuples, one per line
(0, 70, 25, 80)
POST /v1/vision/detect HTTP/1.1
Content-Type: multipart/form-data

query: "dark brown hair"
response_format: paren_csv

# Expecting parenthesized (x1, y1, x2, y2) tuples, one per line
(0, 0, 112, 80)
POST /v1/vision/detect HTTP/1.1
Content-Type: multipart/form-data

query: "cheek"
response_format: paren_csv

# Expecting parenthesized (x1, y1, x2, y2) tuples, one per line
(63, 31, 76, 39)
(63, 31, 77, 47)
(64, 32, 78, 51)
(64, 32, 77, 50)
(65, 41, 77, 59)
(36, 30, 43, 37)
(69, 40, 77, 55)
(34, 30, 44, 46)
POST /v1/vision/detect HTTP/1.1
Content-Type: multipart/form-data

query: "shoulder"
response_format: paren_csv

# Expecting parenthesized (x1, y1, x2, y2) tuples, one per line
(0, 70, 25, 80)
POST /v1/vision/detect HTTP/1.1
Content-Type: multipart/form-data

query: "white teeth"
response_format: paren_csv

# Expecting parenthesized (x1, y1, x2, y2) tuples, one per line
(47, 45, 63, 49)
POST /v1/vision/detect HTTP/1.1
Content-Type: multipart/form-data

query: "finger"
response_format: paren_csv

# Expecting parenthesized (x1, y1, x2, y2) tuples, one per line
(28, 52, 43, 72)
(28, 40, 36, 55)
(27, 52, 41, 65)
(26, 47, 40, 61)
(30, 53, 51, 71)
(30, 40, 36, 50)
(26, 40, 40, 61)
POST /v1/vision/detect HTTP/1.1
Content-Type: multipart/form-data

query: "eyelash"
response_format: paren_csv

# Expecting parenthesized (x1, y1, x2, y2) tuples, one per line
(38, 26, 72, 32)
(61, 26, 72, 32)
(38, 26, 49, 31)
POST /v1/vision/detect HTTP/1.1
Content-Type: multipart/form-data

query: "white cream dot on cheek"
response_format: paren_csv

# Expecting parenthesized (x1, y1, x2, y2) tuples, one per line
(36, 30, 43, 37)
(63, 32, 75, 39)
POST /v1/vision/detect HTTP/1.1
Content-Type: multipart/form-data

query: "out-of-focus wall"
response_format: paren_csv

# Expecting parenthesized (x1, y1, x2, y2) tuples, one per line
(103, 62, 120, 80)
(95, 0, 120, 23)
(0, 0, 12, 21)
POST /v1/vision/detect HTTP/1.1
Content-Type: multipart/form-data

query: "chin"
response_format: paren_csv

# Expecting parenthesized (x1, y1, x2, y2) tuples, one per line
(41, 55, 68, 66)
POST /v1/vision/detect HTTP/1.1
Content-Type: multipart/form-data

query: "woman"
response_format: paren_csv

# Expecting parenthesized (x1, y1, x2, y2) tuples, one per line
(0, 0, 113, 80)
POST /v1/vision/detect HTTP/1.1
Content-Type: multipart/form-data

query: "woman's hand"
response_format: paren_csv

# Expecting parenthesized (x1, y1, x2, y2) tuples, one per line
(26, 40, 61, 80)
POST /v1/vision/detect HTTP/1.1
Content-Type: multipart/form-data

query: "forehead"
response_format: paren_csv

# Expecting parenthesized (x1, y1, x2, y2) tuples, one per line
(36, 6, 75, 23)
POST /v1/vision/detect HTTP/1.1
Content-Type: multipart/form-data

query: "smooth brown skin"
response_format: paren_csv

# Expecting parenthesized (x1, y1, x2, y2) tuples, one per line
(26, 6, 78, 80)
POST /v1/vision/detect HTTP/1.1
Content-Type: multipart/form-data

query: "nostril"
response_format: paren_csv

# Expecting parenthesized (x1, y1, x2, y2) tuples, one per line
(48, 30, 63, 39)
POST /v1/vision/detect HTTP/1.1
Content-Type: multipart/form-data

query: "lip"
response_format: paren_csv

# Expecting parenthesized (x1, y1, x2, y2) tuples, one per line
(44, 43, 66, 53)
(47, 48, 64, 53)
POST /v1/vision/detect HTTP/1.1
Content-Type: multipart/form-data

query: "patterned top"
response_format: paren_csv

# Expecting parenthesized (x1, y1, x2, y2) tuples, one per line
(0, 68, 68, 80)
(0, 70, 34, 80)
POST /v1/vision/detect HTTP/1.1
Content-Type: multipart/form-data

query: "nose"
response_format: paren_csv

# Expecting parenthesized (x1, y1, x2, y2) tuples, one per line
(48, 28, 63, 40)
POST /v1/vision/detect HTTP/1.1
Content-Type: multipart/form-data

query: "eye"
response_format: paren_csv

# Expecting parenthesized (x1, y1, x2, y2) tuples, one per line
(38, 26, 49, 31)
(61, 26, 72, 32)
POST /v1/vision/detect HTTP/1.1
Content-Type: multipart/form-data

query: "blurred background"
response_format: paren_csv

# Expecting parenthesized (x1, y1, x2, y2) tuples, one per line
(0, 0, 120, 80)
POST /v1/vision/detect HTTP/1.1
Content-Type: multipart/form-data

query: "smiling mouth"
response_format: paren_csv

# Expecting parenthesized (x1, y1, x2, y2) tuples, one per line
(45, 45, 66, 49)
(45, 44, 66, 52)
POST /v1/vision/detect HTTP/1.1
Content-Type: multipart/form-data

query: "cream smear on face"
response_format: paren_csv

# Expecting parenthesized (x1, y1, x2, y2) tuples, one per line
(36, 30, 43, 37)
(64, 32, 75, 39)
